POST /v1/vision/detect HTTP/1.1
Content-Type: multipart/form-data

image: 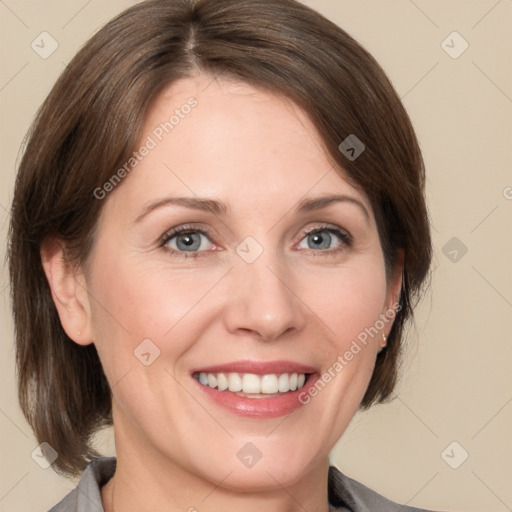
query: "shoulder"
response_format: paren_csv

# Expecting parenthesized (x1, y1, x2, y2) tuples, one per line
(47, 457, 116, 512)
(328, 465, 442, 512)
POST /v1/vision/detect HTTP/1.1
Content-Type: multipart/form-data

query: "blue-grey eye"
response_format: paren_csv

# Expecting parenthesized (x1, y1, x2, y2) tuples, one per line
(308, 232, 332, 249)
(298, 228, 348, 251)
(165, 231, 211, 252)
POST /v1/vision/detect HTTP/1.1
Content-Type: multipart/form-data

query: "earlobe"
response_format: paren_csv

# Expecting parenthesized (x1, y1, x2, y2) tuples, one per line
(40, 238, 93, 346)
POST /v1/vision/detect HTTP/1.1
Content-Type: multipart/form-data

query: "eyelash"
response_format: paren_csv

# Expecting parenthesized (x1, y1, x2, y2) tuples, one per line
(159, 224, 352, 259)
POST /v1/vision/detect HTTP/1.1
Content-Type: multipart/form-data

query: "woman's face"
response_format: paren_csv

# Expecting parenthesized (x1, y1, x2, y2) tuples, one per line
(83, 75, 400, 489)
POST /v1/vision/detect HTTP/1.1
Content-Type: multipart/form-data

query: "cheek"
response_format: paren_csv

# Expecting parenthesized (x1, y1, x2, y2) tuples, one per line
(300, 261, 388, 416)
(86, 244, 227, 377)
(308, 260, 388, 346)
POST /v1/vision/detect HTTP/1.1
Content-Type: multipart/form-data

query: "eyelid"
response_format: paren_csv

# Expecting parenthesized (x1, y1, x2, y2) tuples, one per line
(160, 222, 214, 241)
(299, 223, 352, 242)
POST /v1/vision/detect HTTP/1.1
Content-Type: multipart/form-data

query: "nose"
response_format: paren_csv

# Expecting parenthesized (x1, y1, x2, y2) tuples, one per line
(222, 250, 306, 341)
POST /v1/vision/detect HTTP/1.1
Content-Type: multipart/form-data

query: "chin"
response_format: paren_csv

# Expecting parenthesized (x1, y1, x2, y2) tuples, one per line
(187, 436, 322, 492)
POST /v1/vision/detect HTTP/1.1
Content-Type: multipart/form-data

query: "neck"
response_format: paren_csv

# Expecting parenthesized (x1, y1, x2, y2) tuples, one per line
(101, 419, 332, 512)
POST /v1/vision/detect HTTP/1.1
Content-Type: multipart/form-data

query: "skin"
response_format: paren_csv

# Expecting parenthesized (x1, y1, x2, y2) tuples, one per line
(42, 74, 402, 512)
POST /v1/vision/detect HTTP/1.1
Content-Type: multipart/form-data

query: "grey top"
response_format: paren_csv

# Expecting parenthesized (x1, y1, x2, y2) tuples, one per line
(48, 457, 438, 512)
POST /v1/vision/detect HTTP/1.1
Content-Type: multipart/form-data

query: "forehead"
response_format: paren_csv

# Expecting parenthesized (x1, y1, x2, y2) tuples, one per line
(144, 75, 328, 168)
(101, 74, 372, 220)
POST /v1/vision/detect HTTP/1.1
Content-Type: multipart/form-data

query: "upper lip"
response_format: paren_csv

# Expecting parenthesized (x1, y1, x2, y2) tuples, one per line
(191, 360, 319, 375)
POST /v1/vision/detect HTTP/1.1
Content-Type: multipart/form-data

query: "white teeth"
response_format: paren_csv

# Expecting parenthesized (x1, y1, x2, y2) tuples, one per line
(261, 374, 279, 394)
(207, 373, 217, 388)
(242, 373, 261, 393)
(278, 373, 290, 392)
(289, 373, 298, 391)
(195, 371, 309, 394)
(228, 372, 242, 392)
(216, 373, 229, 391)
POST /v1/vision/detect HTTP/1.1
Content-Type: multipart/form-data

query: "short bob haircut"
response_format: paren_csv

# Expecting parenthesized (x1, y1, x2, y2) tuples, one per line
(9, 0, 431, 477)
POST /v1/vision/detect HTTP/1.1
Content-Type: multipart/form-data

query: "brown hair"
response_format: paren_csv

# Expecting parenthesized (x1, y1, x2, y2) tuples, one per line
(8, 0, 431, 476)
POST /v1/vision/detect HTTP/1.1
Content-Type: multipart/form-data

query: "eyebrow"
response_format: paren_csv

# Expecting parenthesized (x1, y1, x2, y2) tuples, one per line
(294, 194, 370, 222)
(134, 196, 227, 223)
(133, 193, 370, 224)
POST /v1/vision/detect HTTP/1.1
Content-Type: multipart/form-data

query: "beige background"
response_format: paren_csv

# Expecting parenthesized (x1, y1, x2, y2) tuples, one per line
(1, 1, 511, 511)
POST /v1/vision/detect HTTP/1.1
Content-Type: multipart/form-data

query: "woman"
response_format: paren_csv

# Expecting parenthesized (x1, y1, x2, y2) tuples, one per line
(8, 0, 435, 511)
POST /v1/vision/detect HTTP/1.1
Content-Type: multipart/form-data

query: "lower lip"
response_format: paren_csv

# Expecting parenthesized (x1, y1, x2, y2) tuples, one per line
(192, 374, 320, 419)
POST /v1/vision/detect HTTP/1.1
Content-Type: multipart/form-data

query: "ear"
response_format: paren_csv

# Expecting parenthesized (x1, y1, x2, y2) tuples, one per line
(40, 238, 93, 346)
(383, 248, 404, 333)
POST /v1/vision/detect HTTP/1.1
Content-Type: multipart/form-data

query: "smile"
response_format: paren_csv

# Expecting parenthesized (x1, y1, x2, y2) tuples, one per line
(193, 371, 308, 397)
(190, 360, 320, 418)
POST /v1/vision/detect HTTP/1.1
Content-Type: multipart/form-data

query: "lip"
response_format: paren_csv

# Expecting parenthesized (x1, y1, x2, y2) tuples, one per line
(190, 360, 319, 375)
(190, 360, 320, 419)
